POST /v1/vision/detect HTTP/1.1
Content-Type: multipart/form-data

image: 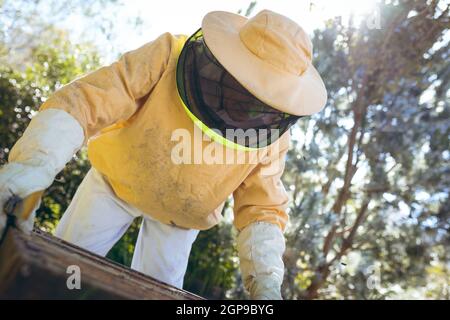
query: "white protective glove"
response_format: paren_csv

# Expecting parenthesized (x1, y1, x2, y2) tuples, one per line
(0, 108, 84, 234)
(237, 222, 286, 300)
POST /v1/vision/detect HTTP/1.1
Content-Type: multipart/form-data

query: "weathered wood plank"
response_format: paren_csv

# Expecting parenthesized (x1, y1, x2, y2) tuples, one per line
(0, 228, 203, 300)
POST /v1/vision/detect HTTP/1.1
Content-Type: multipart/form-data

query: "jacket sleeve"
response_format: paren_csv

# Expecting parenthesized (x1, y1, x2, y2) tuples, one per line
(233, 133, 291, 232)
(39, 32, 174, 139)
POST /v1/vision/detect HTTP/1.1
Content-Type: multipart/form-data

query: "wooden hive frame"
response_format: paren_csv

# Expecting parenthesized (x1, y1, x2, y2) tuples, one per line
(0, 228, 203, 300)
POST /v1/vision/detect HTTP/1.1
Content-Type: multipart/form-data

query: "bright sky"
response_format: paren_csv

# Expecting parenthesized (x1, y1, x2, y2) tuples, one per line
(118, 0, 379, 45)
(61, 0, 380, 62)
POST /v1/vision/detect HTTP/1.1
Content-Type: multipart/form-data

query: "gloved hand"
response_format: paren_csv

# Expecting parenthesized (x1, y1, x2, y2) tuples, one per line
(0, 108, 84, 235)
(237, 222, 286, 300)
(0, 164, 43, 234)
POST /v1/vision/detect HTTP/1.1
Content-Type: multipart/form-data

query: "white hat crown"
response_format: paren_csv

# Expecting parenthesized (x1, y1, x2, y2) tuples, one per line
(239, 10, 313, 76)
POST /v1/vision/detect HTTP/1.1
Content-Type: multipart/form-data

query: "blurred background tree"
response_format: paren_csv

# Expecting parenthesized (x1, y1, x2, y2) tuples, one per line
(282, 0, 449, 299)
(0, 0, 448, 299)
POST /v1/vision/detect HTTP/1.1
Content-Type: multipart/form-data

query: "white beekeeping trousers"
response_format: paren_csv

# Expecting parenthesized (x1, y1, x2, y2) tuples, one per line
(55, 168, 199, 289)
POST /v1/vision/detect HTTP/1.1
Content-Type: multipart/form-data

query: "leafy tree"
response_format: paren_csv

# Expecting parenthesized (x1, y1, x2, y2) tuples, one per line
(0, 0, 137, 67)
(184, 215, 241, 299)
(282, 0, 449, 299)
(0, 32, 99, 225)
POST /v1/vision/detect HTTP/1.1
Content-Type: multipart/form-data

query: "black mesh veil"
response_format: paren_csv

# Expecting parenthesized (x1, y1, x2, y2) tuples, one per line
(176, 29, 300, 148)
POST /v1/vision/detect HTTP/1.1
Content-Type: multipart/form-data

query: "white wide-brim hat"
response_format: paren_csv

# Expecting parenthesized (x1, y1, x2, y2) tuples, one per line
(202, 10, 327, 116)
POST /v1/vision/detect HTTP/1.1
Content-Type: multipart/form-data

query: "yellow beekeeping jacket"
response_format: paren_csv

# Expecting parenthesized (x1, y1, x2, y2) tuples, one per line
(40, 33, 290, 231)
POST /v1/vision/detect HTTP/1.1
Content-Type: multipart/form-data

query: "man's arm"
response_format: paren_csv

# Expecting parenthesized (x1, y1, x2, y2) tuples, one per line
(39, 32, 175, 139)
(233, 133, 290, 299)
(0, 33, 175, 232)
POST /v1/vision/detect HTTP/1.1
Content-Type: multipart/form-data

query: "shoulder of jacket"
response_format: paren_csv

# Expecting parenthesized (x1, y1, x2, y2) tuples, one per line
(269, 131, 291, 156)
(255, 131, 291, 167)
(154, 32, 188, 49)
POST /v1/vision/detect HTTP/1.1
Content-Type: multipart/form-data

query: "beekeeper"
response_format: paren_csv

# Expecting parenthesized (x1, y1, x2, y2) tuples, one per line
(0, 10, 326, 299)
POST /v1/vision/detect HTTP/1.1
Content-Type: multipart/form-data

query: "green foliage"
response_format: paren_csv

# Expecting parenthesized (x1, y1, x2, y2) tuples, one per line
(106, 217, 142, 266)
(0, 33, 100, 227)
(282, 0, 449, 299)
(184, 220, 242, 299)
